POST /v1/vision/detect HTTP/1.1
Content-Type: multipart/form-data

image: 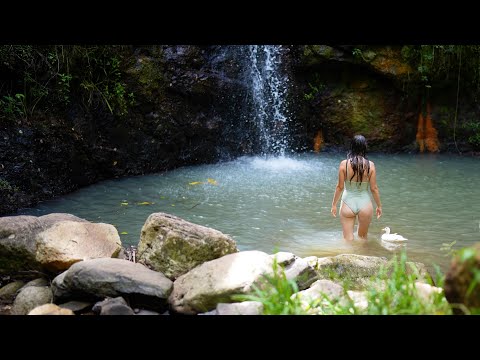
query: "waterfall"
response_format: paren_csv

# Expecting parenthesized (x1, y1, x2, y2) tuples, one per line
(246, 45, 290, 156)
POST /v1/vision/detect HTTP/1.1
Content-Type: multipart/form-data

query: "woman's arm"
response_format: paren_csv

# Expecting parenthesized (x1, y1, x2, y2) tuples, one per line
(369, 161, 382, 219)
(331, 161, 346, 217)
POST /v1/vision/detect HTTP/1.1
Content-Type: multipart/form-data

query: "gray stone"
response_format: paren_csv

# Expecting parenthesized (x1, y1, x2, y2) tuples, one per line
(0, 213, 90, 275)
(22, 278, 49, 288)
(294, 279, 345, 304)
(36, 221, 122, 272)
(93, 297, 135, 315)
(136, 309, 160, 315)
(11, 285, 53, 315)
(0, 216, 44, 274)
(414, 282, 443, 302)
(0, 281, 25, 302)
(169, 250, 274, 314)
(28, 303, 74, 315)
(284, 257, 317, 291)
(303, 256, 318, 269)
(216, 301, 263, 315)
(52, 258, 173, 311)
(271, 252, 317, 290)
(137, 212, 238, 280)
(58, 300, 92, 313)
(38, 213, 87, 227)
(270, 252, 296, 266)
(198, 310, 217, 315)
(347, 290, 369, 311)
(316, 254, 389, 290)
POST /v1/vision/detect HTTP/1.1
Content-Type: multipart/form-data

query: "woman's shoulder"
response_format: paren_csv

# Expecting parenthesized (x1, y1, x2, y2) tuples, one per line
(368, 160, 376, 168)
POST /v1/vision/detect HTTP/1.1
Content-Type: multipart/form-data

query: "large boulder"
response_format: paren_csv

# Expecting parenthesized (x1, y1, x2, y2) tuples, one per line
(36, 221, 122, 272)
(169, 250, 274, 314)
(138, 212, 238, 280)
(0, 216, 44, 274)
(0, 213, 98, 275)
(52, 258, 173, 311)
(444, 244, 480, 312)
(316, 254, 389, 290)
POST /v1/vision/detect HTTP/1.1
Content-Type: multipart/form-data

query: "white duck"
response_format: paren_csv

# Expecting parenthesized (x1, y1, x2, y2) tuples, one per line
(381, 227, 408, 242)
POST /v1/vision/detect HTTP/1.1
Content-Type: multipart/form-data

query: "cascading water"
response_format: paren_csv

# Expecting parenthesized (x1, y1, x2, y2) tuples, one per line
(246, 45, 291, 156)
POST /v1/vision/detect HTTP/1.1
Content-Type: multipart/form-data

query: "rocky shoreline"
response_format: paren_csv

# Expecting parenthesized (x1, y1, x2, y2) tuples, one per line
(0, 211, 471, 315)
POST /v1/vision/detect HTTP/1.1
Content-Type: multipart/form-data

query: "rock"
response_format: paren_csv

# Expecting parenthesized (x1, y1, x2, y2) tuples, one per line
(52, 258, 173, 311)
(136, 309, 160, 315)
(316, 254, 389, 290)
(270, 252, 296, 266)
(169, 250, 274, 314)
(0, 213, 91, 275)
(11, 285, 53, 315)
(216, 301, 263, 315)
(93, 297, 135, 315)
(0, 281, 25, 302)
(347, 290, 369, 311)
(58, 300, 92, 313)
(285, 257, 317, 290)
(294, 279, 345, 304)
(38, 213, 88, 227)
(414, 282, 443, 302)
(406, 261, 433, 284)
(137, 212, 238, 280)
(198, 310, 217, 315)
(272, 252, 317, 290)
(36, 221, 122, 272)
(28, 303, 74, 315)
(22, 278, 49, 288)
(303, 256, 318, 269)
(444, 244, 480, 311)
(0, 216, 44, 274)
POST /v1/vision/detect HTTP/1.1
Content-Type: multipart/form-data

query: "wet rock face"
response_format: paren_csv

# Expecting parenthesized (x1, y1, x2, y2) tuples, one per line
(293, 45, 419, 152)
(0, 46, 244, 216)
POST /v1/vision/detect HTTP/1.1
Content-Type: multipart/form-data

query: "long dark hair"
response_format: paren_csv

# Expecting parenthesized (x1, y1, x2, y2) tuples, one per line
(347, 134, 370, 183)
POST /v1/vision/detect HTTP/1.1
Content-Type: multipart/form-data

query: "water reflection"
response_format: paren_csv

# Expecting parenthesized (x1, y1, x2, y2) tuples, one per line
(18, 153, 480, 273)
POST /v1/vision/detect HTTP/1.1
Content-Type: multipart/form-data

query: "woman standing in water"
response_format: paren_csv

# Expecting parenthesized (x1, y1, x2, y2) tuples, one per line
(330, 135, 382, 241)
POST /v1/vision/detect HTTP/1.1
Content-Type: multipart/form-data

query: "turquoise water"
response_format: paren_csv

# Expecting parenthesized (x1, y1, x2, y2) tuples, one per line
(19, 153, 480, 273)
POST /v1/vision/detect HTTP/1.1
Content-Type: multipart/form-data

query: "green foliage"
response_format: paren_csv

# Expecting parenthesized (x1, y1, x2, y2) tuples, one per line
(0, 45, 135, 120)
(461, 120, 480, 149)
(457, 247, 480, 299)
(233, 258, 309, 315)
(0, 94, 27, 118)
(235, 250, 454, 315)
(0, 178, 19, 192)
(303, 73, 326, 101)
(364, 252, 452, 315)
